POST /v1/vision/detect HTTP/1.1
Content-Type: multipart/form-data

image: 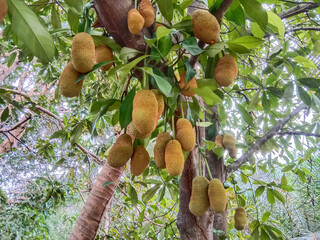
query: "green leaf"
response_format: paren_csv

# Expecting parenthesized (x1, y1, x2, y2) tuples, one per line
(167, 183, 178, 201)
(298, 78, 320, 89)
(68, 7, 80, 33)
(129, 185, 138, 207)
(266, 10, 284, 37)
(183, 59, 196, 83)
(228, 36, 263, 50)
(92, 36, 122, 52)
(266, 188, 275, 205)
(193, 87, 222, 106)
(7, 0, 56, 63)
(262, 211, 271, 222)
(255, 186, 265, 197)
(205, 42, 227, 58)
(157, 186, 166, 202)
(294, 56, 317, 69)
(119, 47, 141, 61)
(102, 181, 114, 187)
(65, 0, 83, 13)
(172, 19, 193, 33)
(251, 22, 265, 38)
(70, 122, 83, 145)
(142, 185, 161, 203)
(51, 5, 61, 29)
(158, 0, 173, 22)
(297, 86, 311, 106)
(281, 174, 287, 186)
(272, 189, 285, 204)
(148, 68, 172, 97)
(197, 78, 219, 90)
(237, 104, 253, 125)
(262, 91, 270, 112)
(156, 26, 171, 40)
(240, 0, 268, 31)
(297, 169, 306, 183)
(182, 37, 204, 56)
(1, 107, 9, 122)
(280, 185, 294, 192)
(76, 61, 114, 83)
(225, 1, 245, 26)
(281, 164, 295, 172)
(50, 130, 66, 139)
(119, 87, 135, 129)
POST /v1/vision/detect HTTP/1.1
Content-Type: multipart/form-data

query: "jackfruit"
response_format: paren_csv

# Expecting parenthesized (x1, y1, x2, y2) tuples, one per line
(59, 62, 83, 97)
(229, 147, 237, 159)
(179, 71, 198, 97)
(127, 9, 145, 35)
(222, 133, 235, 150)
(95, 43, 113, 72)
(165, 140, 184, 176)
(71, 32, 95, 73)
(215, 135, 224, 148)
(130, 145, 150, 176)
(132, 89, 158, 136)
(208, 178, 227, 213)
(189, 176, 210, 216)
(192, 9, 220, 44)
(128, 122, 152, 140)
(234, 207, 247, 230)
(0, 0, 8, 22)
(154, 132, 172, 169)
(107, 134, 133, 168)
(151, 89, 164, 120)
(176, 118, 195, 151)
(139, 0, 155, 27)
(214, 54, 238, 87)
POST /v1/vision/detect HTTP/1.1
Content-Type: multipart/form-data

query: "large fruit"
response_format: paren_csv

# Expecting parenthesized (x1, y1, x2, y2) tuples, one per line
(127, 122, 152, 140)
(179, 71, 198, 97)
(234, 207, 247, 230)
(71, 32, 95, 73)
(189, 176, 210, 216)
(130, 145, 150, 176)
(139, 0, 155, 27)
(107, 134, 133, 168)
(208, 178, 227, 213)
(0, 0, 8, 22)
(154, 132, 172, 169)
(223, 133, 237, 158)
(215, 135, 224, 148)
(59, 62, 83, 97)
(165, 140, 184, 176)
(192, 9, 220, 44)
(127, 9, 145, 35)
(214, 54, 238, 87)
(132, 90, 158, 136)
(95, 43, 113, 72)
(176, 118, 195, 151)
(151, 89, 164, 120)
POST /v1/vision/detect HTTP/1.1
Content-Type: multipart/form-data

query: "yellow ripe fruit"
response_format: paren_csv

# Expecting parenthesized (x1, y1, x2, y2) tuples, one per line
(139, 0, 155, 27)
(165, 140, 184, 176)
(151, 89, 165, 120)
(229, 146, 237, 159)
(0, 0, 8, 22)
(107, 134, 133, 168)
(214, 54, 238, 87)
(71, 32, 95, 73)
(132, 90, 158, 135)
(223, 133, 235, 151)
(130, 145, 150, 176)
(215, 135, 224, 148)
(208, 178, 227, 213)
(95, 43, 113, 72)
(127, 9, 145, 35)
(189, 176, 210, 216)
(154, 132, 172, 169)
(179, 71, 198, 97)
(128, 122, 152, 140)
(234, 207, 247, 230)
(59, 62, 83, 97)
(176, 118, 195, 151)
(192, 9, 220, 44)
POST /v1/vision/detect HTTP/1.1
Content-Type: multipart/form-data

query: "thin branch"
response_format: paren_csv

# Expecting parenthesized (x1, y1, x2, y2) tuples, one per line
(0, 115, 32, 133)
(278, 131, 320, 138)
(286, 27, 320, 34)
(278, 3, 320, 19)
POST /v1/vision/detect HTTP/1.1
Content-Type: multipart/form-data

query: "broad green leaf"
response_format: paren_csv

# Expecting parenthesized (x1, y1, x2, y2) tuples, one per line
(255, 186, 265, 197)
(267, 10, 284, 37)
(182, 37, 204, 55)
(266, 188, 275, 205)
(119, 47, 141, 62)
(205, 42, 227, 58)
(180, 0, 193, 9)
(294, 56, 317, 68)
(172, 19, 193, 33)
(262, 211, 271, 222)
(262, 91, 270, 112)
(156, 26, 171, 40)
(70, 122, 83, 145)
(119, 87, 135, 129)
(297, 86, 311, 106)
(65, 0, 83, 13)
(158, 0, 173, 22)
(129, 185, 138, 207)
(251, 22, 264, 38)
(280, 185, 294, 192)
(272, 189, 285, 203)
(147, 68, 172, 97)
(50, 130, 66, 139)
(237, 104, 253, 125)
(281, 164, 295, 172)
(225, 1, 245, 26)
(261, 228, 271, 240)
(193, 87, 222, 105)
(240, 0, 268, 31)
(281, 174, 287, 186)
(68, 7, 80, 33)
(157, 186, 166, 202)
(1, 107, 9, 122)
(142, 185, 161, 203)
(298, 78, 320, 89)
(92, 36, 122, 52)
(228, 36, 263, 50)
(51, 5, 61, 29)
(197, 79, 219, 90)
(118, 55, 149, 82)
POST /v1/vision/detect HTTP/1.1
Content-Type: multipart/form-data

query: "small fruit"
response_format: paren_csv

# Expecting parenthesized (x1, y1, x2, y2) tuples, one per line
(59, 62, 83, 97)
(151, 89, 165, 120)
(165, 140, 184, 176)
(107, 134, 133, 168)
(208, 178, 227, 213)
(176, 118, 195, 151)
(234, 207, 247, 230)
(214, 54, 238, 87)
(192, 9, 220, 44)
(189, 176, 210, 216)
(139, 0, 155, 27)
(130, 145, 150, 176)
(0, 0, 8, 22)
(154, 132, 172, 169)
(127, 9, 145, 35)
(179, 71, 198, 97)
(95, 43, 113, 71)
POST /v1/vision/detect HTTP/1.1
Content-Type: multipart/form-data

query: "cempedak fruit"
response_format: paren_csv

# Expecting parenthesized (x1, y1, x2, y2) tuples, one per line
(222, 133, 235, 150)
(192, 9, 220, 44)
(179, 71, 198, 97)
(234, 207, 247, 230)
(107, 134, 133, 168)
(71, 32, 95, 73)
(151, 89, 164, 120)
(132, 90, 158, 136)
(139, 0, 155, 27)
(59, 62, 83, 97)
(165, 140, 184, 176)
(229, 147, 237, 159)
(214, 54, 238, 87)
(130, 145, 150, 176)
(208, 178, 227, 213)
(189, 176, 210, 216)
(176, 118, 195, 151)
(0, 0, 8, 22)
(215, 135, 224, 148)
(128, 122, 152, 140)
(154, 132, 172, 169)
(95, 43, 113, 72)
(127, 9, 145, 35)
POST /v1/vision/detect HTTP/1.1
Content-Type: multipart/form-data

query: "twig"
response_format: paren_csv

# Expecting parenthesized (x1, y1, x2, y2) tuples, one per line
(277, 131, 320, 137)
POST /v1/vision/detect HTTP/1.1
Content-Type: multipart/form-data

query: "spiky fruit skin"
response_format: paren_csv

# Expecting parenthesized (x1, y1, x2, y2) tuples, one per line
(214, 54, 238, 87)
(59, 62, 83, 97)
(127, 9, 145, 35)
(192, 9, 220, 44)
(132, 90, 158, 136)
(151, 89, 164, 120)
(95, 43, 113, 72)
(176, 118, 195, 151)
(154, 132, 172, 169)
(208, 178, 227, 213)
(130, 145, 150, 176)
(215, 135, 224, 148)
(107, 134, 133, 168)
(128, 122, 152, 140)
(0, 0, 8, 22)
(139, 0, 155, 27)
(229, 147, 237, 159)
(71, 32, 95, 73)
(234, 207, 247, 230)
(223, 133, 235, 150)
(179, 71, 198, 97)
(165, 140, 184, 176)
(189, 176, 210, 216)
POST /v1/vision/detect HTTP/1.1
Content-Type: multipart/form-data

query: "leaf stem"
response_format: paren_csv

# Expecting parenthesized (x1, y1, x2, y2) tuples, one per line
(180, 96, 185, 118)
(172, 116, 175, 139)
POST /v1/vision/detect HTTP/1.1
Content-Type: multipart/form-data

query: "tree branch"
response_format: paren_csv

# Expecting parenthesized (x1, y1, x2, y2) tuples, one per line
(0, 115, 32, 133)
(226, 103, 308, 176)
(286, 27, 320, 34)
(278, 131, 320, 138)
(278, 3, 320, 19)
